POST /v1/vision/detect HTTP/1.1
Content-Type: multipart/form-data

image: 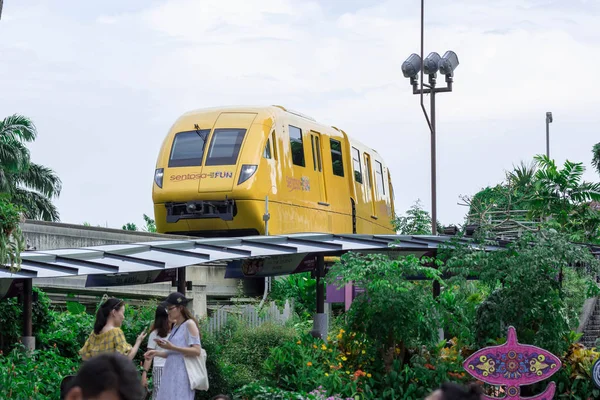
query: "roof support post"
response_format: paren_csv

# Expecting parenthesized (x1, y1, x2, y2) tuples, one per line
(22, 279, 35, 351)
(310, 255, 327, 339)
(177, 267, 186, 295)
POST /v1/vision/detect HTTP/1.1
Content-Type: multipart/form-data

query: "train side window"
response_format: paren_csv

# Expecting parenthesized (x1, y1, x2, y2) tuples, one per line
(352, 147, 362, 183)
(315, 136, 322, 172)
(263, 138, 272, 159)
(289, 125, 305, 167)
(375, 160, 385, 196)
(330, 139, 344, 177)
(271, 131, 277, 160)
(310, 136, 317, 170)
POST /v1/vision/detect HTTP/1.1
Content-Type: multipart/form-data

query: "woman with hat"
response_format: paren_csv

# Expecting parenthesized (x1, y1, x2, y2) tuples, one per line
(144, 292, 201, 400)
(80, 297, 147, 361)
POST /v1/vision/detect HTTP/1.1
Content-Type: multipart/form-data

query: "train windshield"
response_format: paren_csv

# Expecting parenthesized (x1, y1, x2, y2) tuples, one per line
(168, 129, 210, 167)
(205, 128, 247, 166)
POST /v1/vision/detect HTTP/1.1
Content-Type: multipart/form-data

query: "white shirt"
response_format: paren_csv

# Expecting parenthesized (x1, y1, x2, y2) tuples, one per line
(147, 330, 168, 368)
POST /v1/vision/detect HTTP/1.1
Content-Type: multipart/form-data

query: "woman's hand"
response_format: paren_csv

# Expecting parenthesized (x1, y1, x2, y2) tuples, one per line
(136, 328, 148, 344)
(141, 373, 148, 388)
(155, 338, 175, 350)
(144, 349, 167, 360)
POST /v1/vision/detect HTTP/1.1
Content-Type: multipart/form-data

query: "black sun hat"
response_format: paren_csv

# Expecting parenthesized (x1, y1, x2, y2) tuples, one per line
(165, 292, 189, 306)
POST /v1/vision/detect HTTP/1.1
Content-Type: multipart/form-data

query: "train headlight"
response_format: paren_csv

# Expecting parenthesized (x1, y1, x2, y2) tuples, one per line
(154, 168, 164, 188)
(238, 164, 257, 185)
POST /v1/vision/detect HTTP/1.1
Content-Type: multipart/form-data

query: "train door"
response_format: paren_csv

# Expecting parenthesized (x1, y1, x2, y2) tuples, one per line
(364, 152, 377, 219)
(310, 131, 328, 206)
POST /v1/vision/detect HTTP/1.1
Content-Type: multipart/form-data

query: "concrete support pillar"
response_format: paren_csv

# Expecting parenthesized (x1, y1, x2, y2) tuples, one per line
(311, 255, 327, 339)
(189, 285, 208, 319)
(22, 279, 35, 351)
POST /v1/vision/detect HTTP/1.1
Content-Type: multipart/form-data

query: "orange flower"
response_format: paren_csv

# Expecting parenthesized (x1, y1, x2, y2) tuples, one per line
(307, 362, 313, 367)
(424, 363, 436, 370)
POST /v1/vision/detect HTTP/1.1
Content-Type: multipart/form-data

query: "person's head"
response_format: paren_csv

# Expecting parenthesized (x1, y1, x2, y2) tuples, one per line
(164, 292, 196, 325)
(150, 301, 171, 337)
(94, 298, 125, 334)
(426, 382, 483, 400)
(211, 395, 231, 400)
(63, 353, 146, 400)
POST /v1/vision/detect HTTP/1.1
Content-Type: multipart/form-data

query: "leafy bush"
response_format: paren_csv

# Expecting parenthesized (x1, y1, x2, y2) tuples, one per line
(0, 344, 78, 399)
(0, 287, 54, 353)
(270, 272, 316, 319)
(38, 310, 93, 359)
(195, 317, 298, 399)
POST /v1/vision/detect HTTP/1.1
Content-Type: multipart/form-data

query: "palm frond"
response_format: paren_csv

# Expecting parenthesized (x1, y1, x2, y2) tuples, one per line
(592, 143, 600, 176)
(0, 114, 37, 143)
(13, 162, 62, 198)
(0, 138, 31, 172)
(11, 187, 60, 221)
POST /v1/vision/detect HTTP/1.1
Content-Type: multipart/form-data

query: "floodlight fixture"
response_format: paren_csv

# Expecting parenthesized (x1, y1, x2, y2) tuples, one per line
(402, 53, 422, 78)
(423, 52, 441, 75)
(439, 50, 459, 76)
(546, 112, 553, 123)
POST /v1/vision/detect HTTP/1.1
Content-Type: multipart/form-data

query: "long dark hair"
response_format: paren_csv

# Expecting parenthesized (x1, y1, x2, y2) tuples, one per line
(150, 302, 171, 338)
(94, 298, 124, 334)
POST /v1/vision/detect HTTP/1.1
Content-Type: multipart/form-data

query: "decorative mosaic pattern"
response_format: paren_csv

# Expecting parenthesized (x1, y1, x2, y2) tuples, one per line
(463, 326, 561, 399)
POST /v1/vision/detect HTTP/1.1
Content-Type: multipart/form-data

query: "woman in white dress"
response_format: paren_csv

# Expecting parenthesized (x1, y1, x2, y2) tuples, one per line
(141, 302, 171, 400)
(144, 292, 201, 400)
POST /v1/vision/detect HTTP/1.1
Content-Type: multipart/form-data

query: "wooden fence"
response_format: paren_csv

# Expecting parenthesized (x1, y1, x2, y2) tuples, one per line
(204, 300, 293, 334)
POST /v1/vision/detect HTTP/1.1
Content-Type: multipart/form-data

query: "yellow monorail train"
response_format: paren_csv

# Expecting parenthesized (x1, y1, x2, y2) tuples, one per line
(152, 106, 395, 236)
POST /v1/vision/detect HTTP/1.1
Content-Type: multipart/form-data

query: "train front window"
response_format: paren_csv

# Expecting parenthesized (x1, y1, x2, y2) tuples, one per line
(205, 128, 247, 166)
(168, 129, 210, 167)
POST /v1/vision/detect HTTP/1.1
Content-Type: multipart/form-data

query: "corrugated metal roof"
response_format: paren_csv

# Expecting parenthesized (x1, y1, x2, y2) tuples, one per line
(0, 234, 496, 281)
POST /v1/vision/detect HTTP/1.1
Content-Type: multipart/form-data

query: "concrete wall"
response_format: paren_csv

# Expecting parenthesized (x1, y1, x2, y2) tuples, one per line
(21, 220, 261, 317)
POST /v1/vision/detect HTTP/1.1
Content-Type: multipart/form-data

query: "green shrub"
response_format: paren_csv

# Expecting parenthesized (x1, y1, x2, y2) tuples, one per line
(38, 311, 93, 359)
(0, 287, 54, 353)
(0, 344, 78, 399)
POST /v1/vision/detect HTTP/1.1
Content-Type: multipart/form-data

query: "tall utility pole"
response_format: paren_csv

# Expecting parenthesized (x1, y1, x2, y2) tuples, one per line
(0, 0, 4, 20)
(546, 112, 553, 158)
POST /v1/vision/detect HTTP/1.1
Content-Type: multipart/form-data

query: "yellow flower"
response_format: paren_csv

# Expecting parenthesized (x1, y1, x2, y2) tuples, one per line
(342, 356, 347, 361)
(321, 345, 327, 350)
(328, 349, 333, 352)
(307, 362, 313, 367)
(327, 336, 331, 341)
(346, 371, 350, 374)
(297, 340, 302, 345)
(361, 350, 366, 354)
(325, 373, 329, 377)
(367, 373, 372, 378)
(313, 345, 318, 349)
(340, 329, 346, 333)
(346, 352, 351, 355)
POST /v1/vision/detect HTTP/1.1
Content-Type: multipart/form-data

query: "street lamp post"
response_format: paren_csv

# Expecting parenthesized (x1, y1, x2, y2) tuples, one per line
(546, 112, 553, 158)
(402, 51, 459, 235)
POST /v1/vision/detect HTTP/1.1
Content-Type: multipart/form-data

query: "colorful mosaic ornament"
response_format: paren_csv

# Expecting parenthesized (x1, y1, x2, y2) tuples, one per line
(463, 326, 561, 399)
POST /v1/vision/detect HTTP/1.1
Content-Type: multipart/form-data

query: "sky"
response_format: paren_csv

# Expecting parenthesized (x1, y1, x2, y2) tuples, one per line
(1, 0, 599, 230)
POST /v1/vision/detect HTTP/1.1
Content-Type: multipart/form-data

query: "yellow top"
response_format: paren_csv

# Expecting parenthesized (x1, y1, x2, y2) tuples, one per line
(79, 328, 132, 361)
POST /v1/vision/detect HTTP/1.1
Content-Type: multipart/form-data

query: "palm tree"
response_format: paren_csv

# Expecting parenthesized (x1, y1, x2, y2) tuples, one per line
(0, 115, 62, 221)
(530, 155, 600, 228)
(592, 143, 600, 177)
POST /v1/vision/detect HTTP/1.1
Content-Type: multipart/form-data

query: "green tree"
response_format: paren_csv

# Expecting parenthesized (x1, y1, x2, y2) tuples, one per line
(122, 222, 138, 231)
(328, 253, 441, 372)
(442, 230, 600, 355)
(0, 197, 24, 272)
(0, 115, 62, 221)
(592, 143, 600, 177)
(393, 200, 437, 234)
(529, 155, 600, 237)
(142, 214, 156, 233)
